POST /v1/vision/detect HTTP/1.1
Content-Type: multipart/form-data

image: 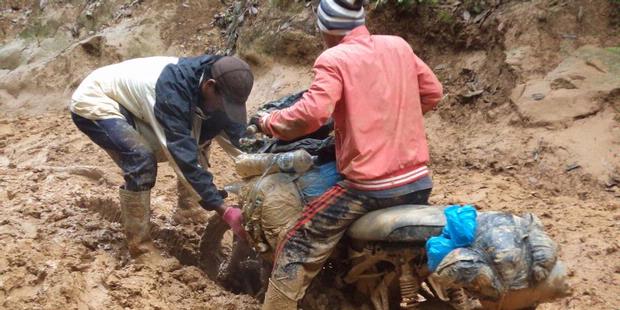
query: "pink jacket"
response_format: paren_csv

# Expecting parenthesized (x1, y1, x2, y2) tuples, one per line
(261, 26, 443, 190)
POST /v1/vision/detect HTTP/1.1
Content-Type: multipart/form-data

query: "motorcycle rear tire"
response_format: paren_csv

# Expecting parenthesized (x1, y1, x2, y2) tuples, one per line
(199, 214, 268, 297)
(198, 214, 232, 280)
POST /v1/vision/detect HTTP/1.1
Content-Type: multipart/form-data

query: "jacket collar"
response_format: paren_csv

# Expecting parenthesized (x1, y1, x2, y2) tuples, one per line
(341, 25, 370, 44)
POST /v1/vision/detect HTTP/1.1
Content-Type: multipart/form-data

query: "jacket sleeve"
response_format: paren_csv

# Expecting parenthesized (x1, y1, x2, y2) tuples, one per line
(262, 55, 342, 141)
(413, 54, 443, 113)
(154, 90, 224, 210)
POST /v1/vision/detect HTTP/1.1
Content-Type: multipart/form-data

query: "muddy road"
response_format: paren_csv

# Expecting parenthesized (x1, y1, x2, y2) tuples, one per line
(1, 0, 620, 309)
(1, 105, 618, 309)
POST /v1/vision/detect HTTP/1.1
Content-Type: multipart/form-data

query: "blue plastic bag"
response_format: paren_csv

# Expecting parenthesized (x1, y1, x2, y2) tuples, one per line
(426, 236, 456, 272)
(443, 205, 477, 247)
(426, 205, 478, 271)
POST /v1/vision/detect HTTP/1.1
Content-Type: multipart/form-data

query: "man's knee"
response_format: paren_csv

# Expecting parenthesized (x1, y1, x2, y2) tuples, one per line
(137, 149, 157, 180)
(124, 147, 157, 191)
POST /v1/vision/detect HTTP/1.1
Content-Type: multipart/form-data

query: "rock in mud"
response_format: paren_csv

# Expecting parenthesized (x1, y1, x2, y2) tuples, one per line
(550, 78, 577, 90)
(510, 46, 620, 125)
(0, 39, 27, 70)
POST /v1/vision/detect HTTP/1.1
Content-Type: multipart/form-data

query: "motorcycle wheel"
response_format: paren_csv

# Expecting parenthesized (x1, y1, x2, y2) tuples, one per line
(198, 214, 268, 297)
(198, 214, 232, 280)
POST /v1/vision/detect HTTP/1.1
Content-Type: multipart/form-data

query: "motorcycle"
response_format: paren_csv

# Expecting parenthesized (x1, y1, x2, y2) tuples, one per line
(198, 93, 571, 310)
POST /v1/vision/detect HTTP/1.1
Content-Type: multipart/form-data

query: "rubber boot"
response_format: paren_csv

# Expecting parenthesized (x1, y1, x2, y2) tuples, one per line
(262, 279, 297, 310)
(173, 180, 208, 225)
(118, 188, 181, 270)
(119, 188, 157, 257)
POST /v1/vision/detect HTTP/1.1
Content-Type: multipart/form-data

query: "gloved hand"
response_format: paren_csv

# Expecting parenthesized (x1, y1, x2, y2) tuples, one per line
(222, 206, 246, 239)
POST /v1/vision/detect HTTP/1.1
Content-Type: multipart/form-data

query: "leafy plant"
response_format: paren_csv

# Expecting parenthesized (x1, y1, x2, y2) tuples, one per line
(372, 0, 438, 8)
(463, 0, 489, 14)
(607, 46, 620, 55)
(438, 10, 455, 24)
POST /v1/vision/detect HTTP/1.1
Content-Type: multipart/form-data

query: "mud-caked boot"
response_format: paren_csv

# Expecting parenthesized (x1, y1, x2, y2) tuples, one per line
(172, 181, 209, 225)
(262, 279, 297, 310)
(119, 188, 181, 270)
(119, 188, 158, 257)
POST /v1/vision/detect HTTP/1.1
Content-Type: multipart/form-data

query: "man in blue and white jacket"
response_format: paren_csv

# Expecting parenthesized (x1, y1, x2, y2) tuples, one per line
(70, 55, 253, 259)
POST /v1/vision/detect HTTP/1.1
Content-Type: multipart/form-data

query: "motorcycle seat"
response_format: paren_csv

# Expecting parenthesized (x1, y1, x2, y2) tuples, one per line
(346, 205, 446, 242)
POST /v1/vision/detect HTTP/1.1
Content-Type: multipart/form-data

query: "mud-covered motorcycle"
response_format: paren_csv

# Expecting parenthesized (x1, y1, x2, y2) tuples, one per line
(198, 93, 570, 310)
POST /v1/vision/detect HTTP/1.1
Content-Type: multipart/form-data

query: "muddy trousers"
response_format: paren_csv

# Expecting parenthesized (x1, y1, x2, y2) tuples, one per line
(71, 112, 157, 191)
(266, 184, 431, 307)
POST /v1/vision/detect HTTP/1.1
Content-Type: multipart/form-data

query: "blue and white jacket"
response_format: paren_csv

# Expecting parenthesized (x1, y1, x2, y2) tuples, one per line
(70, 55, 244, 209)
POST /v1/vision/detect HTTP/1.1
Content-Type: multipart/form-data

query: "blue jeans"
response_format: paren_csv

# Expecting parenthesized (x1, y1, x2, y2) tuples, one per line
(71, 112, 157, 191)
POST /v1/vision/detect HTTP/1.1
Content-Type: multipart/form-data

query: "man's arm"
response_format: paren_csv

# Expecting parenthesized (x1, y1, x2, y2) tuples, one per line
(413, 54, 443, 114)
(261, 56, 342, 140)
(154, 95, 224, 211)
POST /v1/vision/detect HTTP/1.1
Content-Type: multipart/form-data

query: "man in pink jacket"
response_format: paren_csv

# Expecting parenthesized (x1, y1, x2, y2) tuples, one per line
(255, 0, 443, 307)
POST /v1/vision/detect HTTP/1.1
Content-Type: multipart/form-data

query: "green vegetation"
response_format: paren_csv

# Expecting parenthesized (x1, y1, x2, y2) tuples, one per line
(371, 0, 438, 8)
(438, 10, 455, 24)
(463, 0, 489, 14)
(399, 0, 438, 6)
(606, 46, 620, 55)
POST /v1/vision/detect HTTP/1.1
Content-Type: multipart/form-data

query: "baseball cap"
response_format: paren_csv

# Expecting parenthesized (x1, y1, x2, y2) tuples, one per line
(211, 56, 254, 126)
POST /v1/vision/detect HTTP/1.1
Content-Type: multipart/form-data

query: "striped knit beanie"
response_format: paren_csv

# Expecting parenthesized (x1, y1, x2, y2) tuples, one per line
(317, 0, 365, 36)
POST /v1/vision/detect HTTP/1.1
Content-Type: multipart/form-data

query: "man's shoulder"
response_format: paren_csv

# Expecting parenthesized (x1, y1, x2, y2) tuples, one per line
(315, 48, 341, 65)
(159, 55, 218, 88)
(176, 55, 217, 69)
(316, 35, 411, 65)
(372, 34, 412, 50)
(314, 44, 354, 68)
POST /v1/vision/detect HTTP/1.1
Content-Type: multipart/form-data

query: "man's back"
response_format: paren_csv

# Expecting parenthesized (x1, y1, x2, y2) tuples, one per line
(312, 27, 443, 187)
(71, 56, 178, 121)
